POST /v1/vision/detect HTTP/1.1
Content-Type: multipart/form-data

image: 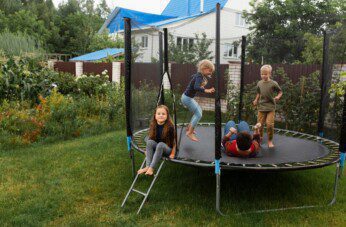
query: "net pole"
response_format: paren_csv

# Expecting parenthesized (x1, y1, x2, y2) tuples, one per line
(238, 36, 246, 121)
(318, 30, 330, 137)
(124, 17, 135, 178)
(159, 31, 165, 105)
(339, 92, 346, 176)
(163, 28, 178, 154)
(215, 3, 223, 215)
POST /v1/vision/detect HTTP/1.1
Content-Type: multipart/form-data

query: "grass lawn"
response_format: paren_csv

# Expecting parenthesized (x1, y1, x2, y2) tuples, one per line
(1, 130, 345, 225)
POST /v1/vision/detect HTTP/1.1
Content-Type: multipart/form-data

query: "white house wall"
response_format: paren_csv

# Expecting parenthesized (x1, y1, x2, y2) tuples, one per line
(132, 31, 160, 63)
(118, 8, 251, 63)
(165, 9, 249, 64)
(225, 0, 252, 11)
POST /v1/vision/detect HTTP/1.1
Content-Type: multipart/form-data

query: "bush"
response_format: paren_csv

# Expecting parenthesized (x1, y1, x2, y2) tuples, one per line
(75, 71, 110, 97)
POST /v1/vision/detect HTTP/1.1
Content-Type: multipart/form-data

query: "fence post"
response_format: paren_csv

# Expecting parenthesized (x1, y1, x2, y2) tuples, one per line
(163, 63, 172, 90)
(112, 62, 122, 83)
(75, 62, 83, 76)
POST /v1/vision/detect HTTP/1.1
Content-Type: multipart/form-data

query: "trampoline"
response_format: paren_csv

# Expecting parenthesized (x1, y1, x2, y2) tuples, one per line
(121, 4, 345, 214)
(132, 123, 340, 171)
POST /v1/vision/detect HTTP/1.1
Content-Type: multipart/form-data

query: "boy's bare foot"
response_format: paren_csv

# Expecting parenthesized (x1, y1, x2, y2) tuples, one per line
(145, 167, 154, 176)
(253, 123, 262, 130)
(268, 140, 275, 148)
(137, 167, 149, 175)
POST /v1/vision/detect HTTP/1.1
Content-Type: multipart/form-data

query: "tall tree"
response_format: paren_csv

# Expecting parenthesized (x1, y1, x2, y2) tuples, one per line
(244, 0, 343, 63)
(0, 0, 22, 15)
(96, 0, 111, 19)
(168, 32, 213, 65)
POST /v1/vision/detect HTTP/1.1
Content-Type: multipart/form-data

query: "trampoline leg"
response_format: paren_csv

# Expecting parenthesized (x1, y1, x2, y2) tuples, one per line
(177, 124, 185, 150)
(216, 173, 224, 216)
(131, 149, 136, 179)
(137, 160, 165, 214)
(329, 163, 340, 206)
(121, 159, 146, 208)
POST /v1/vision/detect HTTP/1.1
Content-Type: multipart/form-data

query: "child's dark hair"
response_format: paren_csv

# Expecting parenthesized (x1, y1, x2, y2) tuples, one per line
(148, 105, 175, 147)
(236, 132, 252, 151)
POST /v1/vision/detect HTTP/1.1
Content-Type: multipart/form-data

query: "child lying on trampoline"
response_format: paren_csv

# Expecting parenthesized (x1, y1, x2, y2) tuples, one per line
(137, 105, 176, 176)
(222, 121, 261, 158)
(181, 59, 215, 142)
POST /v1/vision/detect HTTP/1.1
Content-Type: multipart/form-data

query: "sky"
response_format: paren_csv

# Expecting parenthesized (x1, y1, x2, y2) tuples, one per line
(52, 0, 171, 14)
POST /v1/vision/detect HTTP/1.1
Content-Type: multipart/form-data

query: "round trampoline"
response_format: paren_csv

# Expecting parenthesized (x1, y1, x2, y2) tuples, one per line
(121, 6, 345, 214)
(132, 123, 340, 171)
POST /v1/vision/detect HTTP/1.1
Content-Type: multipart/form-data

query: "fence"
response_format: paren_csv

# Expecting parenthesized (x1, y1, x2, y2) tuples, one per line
(244, 64, 321, 84)
(53, 61, 331, 112)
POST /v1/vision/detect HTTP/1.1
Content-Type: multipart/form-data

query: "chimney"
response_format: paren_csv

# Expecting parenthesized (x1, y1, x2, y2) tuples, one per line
(200, 0, 204, 13)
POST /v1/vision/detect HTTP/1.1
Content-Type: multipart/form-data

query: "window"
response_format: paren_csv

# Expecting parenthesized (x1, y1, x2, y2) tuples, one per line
(176, 37, 194, 50)
(189, 39, 194, 49)
(224, 44, 238, 58)
(183, 38, 188, 50)
(141, 36, 148, 48)
(177, 37, 182, 47)
(235, 13, 246, 27)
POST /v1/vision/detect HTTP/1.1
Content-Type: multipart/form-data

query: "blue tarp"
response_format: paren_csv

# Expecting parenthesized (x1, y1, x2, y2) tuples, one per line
(70, 48, 124, 61)
(107, 8, 176, 33)
(161, 0, 228, 17)
(148, 13, 205, 27)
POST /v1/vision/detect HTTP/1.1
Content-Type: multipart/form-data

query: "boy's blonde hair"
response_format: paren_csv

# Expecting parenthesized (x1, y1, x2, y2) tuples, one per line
(197, 59, 215, 73)
(260, 64, 272, 74)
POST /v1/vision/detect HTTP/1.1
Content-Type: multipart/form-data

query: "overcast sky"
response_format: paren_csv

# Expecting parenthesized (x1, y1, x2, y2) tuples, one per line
(52, 0, 170, 14)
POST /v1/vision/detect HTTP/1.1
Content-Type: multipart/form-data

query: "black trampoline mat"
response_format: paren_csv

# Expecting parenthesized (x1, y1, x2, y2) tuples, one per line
(176, 126, 331, 165)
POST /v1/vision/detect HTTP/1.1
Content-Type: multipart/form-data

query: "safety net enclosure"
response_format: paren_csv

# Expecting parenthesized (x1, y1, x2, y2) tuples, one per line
(122, 3, 345, 214)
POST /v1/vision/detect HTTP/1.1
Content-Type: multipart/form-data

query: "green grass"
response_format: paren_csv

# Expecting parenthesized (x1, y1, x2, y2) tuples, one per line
(1, 130, 346, 225)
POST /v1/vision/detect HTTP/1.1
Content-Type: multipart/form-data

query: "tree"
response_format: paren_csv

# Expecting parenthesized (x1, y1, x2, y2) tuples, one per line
(0, 0, 22, 15)
(88, 31, 121, 52)
(168, 34, 195, 64)
(192, 33, 213, 64)
(301, 33, 323, 64)
(244, 0, 343, 63)
(168, 32, 213, 64)
(96, 0, 111, 19)
(83, 0, 95, 15)
(58, 0, 82, 18)
(60, 12, 103, 55)
(8, 10, 50, 49)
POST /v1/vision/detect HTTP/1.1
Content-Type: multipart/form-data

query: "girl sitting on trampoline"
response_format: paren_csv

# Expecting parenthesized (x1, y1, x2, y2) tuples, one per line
(181, 59, 215, 142)
(137, 105, 176, 176)
(222, 121, 262, 158)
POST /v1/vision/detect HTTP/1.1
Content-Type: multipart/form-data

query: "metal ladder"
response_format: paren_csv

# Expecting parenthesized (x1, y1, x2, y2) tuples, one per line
(121, 158, 165, 214)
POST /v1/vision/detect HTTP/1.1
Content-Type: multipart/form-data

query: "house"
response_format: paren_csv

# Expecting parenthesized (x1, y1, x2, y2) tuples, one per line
(99, 0, 252, 64)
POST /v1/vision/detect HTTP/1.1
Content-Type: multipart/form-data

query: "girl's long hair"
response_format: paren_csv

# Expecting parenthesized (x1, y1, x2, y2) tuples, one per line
(148, 105, 175, 147)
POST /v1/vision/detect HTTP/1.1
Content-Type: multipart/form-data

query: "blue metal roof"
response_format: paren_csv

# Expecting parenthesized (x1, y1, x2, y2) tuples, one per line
(148, 13, 207, 27)
(106, 7, 176, 33)
(162, 0, 228, 17)
(70, 48, 124, 61)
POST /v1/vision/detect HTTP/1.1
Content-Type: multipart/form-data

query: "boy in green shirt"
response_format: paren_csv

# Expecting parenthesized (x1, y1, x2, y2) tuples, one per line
(253, 65, 283, 148)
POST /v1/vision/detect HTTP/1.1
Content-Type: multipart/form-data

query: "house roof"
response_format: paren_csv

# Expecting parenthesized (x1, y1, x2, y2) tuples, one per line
(99, 7, 176, 34)
(148, 12, 207, 28)
(69, 48, 124, 62)
(162, 0, 229, 17)
(99, 1, 230, 34)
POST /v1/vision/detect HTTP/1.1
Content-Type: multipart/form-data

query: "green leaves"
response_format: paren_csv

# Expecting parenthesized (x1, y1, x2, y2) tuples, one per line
(244, 0, 343, 63)
(168, 32, 213, 65)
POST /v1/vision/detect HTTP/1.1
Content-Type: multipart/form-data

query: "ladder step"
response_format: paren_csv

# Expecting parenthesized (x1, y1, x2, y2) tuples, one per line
(132, 188, 147, 196)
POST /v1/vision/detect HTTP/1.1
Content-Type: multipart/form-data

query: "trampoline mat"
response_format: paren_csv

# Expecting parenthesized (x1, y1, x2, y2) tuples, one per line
(176, 126, 331, 165)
